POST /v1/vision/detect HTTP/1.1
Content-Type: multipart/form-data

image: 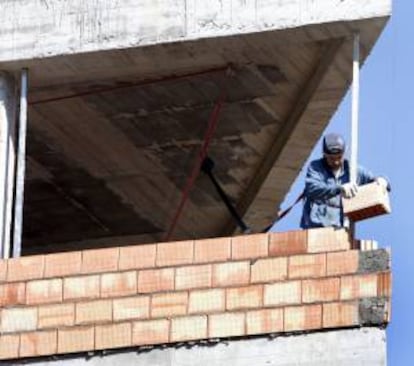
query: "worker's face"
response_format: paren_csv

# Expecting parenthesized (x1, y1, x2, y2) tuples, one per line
(324, 152, 344, 170)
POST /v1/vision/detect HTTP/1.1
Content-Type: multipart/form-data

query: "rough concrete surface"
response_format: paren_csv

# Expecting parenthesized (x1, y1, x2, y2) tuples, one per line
(360, 298, 388, 326)
(0, 0, 391, 62)
(359, 249, 390, 273)
(5, 328, 386, 366)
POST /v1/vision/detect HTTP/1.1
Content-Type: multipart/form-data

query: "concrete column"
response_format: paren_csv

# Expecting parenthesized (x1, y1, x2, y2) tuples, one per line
(0, 71, 17, 259)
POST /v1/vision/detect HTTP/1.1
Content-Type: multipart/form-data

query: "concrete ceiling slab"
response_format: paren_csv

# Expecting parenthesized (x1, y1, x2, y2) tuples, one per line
(0, 1, 390, 253)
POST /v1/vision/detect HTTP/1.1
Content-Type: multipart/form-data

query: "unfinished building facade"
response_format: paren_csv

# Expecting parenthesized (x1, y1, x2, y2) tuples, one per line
(0, 0, 392, 364)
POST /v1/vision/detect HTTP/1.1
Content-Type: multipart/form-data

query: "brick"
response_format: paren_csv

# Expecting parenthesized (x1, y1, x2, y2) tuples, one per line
(226, 285, 263, 310)
(1, 307, 37, 333)
(119, 244, 156, 270)
(284, 305, 322, 332)
(323, 302, 359, 328)
(307, 228, 350, 253)
(189, 289, 225, 314)
(386, 299, 392, 323)
(82, 247, 119, 274)
(132, 319, 169, 345)
(113, 296, 150, 321)
(7, 255, 44, 282)
(26, 278, 62, 305)
(138, 268, 174, 293)
(355, 239, 379, 251)
(327, 250, 359, 276)
(209, 312, 245, 338)
(289, 254, 326, 279)
(58, 326, 94, 354)
(76, 300, 112, 325)
(194, 237, 231, 263)
(151, 292, 188, 318)
(156, 240, 194, 267)
(340, 274, 378, 300)
(175, 264, 212, 290)
(269, 230, 307, 256)
(101, 271, 137, 298)
(0, 334, 19, 360)
(0, 282, 26, 306)
(343, 182, 391, 222)
(0, 260, 6, 282)
(231, 234, 268, 260)
(378, 272, 392, 297)
(302, 278, 340, 303)
(20, 330, 57, 358)
(251, 257, 288, 283)
(38, 303, 75, 328)
(95, 323, 132, 350)
(44, 251, 81, 278)
(264, 281, 301, 306)
(246, 308, 283, 335)
(171, 315, 207, 342)
(64, 275, 100, 301)
(212, 261, 250, 287)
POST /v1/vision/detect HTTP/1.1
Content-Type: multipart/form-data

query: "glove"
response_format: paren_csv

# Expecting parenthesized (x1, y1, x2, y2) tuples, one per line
(341, 182, 358, 198)
(376, 177, 388, 189)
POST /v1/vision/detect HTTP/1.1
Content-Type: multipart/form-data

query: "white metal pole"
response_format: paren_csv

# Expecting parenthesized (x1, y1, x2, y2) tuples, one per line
(0, 75, 9, 259)
(13, 69, 28, 258)
(350, 33, 360, 184)
(0, 72, 17, 259)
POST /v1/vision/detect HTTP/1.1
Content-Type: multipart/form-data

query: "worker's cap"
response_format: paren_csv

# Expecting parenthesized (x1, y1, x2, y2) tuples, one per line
(323, 133, 345, 154)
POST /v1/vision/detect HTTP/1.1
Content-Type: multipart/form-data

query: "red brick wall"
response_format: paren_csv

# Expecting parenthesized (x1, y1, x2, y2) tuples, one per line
(0, 227, 391, 361)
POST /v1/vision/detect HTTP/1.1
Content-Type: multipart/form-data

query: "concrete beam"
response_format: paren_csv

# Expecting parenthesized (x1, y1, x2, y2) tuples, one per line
(223, 37, 344, 235)
(9, 328, 386, 366)
(0, 0, 391, 63)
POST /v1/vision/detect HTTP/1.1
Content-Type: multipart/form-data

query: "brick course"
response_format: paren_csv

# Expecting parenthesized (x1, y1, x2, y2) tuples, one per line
(20, 330, 57, 358)
(188, 289, 225, 314)
(138, 268, 174, 294)
(0, 230, 391, 361)
(289, 254, 326, 279)
(194, 237, 231, 263)
(0, 282, 25, 307)
(7, 255, 44, 282)
(64, 275, 100, 301)
(81, 248, 119, 274)
(212, 261, 250, 287)
(58, 326, 94, 354)
(95, 323, 132, 350)
(38, 303, 75, 328)
(231, 234, 268, 260)
(132, 319, 169, 345)
(175, 264, 212, 290)
(26, 279, 62, 305)
(156, 240, 194, 267)
(44, 252, 81, 278)
(170, 315, 207, 342)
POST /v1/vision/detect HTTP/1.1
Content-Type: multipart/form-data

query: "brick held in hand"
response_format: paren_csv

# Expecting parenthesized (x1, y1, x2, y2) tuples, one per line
(343, 182, 391, 222)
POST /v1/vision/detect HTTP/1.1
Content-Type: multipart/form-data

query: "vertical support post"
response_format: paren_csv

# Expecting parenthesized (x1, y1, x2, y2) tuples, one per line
(13, 69, 28, 258)
(350, 33, 360, 184)
(0, 72, 17, 259)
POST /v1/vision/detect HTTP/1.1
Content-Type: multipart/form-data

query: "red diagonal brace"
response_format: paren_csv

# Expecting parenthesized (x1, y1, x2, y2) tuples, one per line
(164, 81, 228, 241)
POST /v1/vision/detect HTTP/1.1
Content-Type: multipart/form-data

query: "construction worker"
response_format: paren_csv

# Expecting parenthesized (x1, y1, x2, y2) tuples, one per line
(300, 132, 389, 229)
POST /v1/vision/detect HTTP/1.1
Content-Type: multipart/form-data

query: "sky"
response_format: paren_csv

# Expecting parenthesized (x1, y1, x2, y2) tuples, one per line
(272, 1, 412, 364)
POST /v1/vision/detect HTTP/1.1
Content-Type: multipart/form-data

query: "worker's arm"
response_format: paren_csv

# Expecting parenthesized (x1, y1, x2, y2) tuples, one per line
(304, 163, 342, 200)
(358, 166, 391, 191)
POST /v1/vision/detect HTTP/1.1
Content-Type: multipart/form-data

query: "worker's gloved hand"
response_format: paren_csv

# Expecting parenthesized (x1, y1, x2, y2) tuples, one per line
(341, 182, 358, 198)
(376, 177, 388, 189)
